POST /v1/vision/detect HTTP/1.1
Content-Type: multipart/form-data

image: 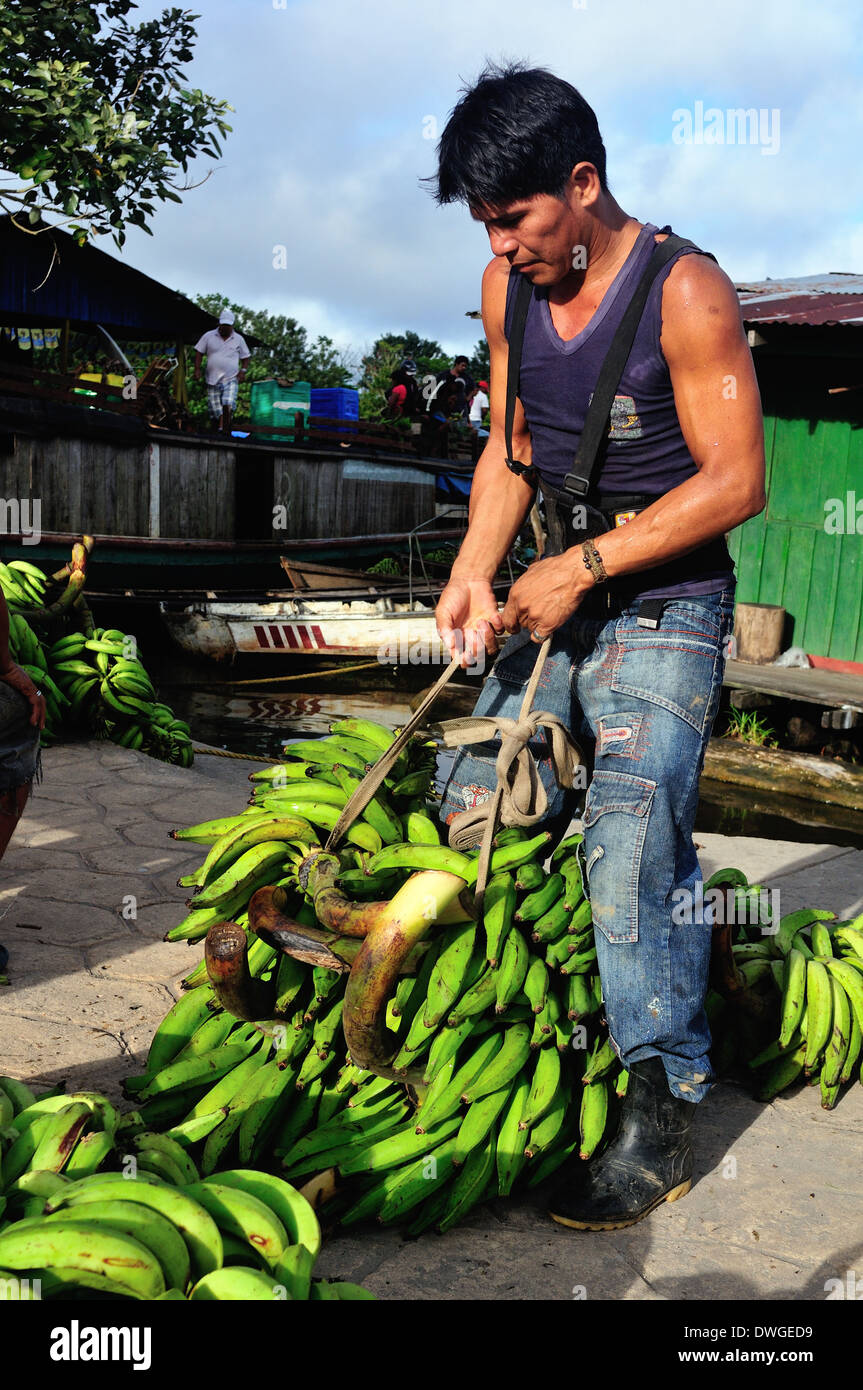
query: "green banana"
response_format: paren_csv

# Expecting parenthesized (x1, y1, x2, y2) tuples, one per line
(0, 1218, 165, 1299)
(779, 948, 807, 1049)
(482, 871, 516, 966)
(462, 1023, 532, 1103)
(50, 1174, 223, 1278)
(515, 872, 565, 923)
(191, 842, 294, 910)
(804, 959, 834, 1072)
(40, 1200, 190, 1293)
(422, 921, 479, 1029)
(183, 1181, 287, 1272)
(495, 1070, 532, 1196)
(578, 1074, 609, 1158)
(519, 1045, 561, 1131)
(495, 926, 530, 1013)
(438, 1127, 496, 1233)
(146, 988, 217, 1073)
(452, 1082, 513, 1166)
(822, 974, 852, 1089)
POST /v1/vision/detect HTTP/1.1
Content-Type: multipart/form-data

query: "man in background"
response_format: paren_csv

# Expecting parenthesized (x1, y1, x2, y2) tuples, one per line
(467, 377, 490, 458)
(194, 309, 251, 435)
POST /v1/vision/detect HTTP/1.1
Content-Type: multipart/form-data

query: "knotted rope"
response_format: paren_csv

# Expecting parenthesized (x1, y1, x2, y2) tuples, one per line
(435, 637, 583, 908)
(324, 634, 583, 913)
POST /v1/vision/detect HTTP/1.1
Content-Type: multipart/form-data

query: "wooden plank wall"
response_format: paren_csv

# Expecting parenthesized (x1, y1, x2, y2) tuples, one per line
(272, 456, 437, 538)
(2, 432, 150, 534)
(0, 428, 439, 543)
(158, 445, 234, 540)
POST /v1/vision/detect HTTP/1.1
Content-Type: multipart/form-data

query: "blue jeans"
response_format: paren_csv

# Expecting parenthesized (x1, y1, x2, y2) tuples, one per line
(439, 587, 735, 1103)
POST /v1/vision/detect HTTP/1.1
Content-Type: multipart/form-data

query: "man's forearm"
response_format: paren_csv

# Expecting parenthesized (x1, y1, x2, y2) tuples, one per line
(451, 444, 536, 583)
(592, 463, 765, 580)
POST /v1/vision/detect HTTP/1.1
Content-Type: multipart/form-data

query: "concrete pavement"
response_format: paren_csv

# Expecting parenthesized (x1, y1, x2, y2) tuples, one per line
(1, 741, 861, 1301)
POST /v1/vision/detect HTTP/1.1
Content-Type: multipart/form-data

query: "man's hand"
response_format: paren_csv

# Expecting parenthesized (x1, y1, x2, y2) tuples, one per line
(501, 552, 592, 641)
(436, 576, 505, 667)
(0, 663, 46, 730)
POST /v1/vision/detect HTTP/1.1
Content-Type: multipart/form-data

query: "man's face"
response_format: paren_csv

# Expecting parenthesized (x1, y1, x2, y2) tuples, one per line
(218, 324, 232, 339)
(472, 175, 593, 286)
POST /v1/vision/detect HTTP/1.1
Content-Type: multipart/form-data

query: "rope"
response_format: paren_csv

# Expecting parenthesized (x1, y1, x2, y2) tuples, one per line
(437, 636, 583, 909)
(192, 746, 284, 764)
(323, 654, 463, 853)
(209, 661, 383, 688)
(322, 633, 584, 914)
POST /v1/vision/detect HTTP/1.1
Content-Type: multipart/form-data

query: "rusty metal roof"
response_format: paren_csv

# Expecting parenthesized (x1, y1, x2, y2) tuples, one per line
(735, 273, 863, 326)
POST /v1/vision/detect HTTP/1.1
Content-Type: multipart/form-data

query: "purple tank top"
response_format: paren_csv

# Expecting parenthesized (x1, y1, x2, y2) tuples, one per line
(505, 222, 735, 600)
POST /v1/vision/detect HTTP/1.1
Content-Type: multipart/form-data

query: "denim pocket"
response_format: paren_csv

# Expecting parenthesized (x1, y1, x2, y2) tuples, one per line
(610, 603, 722, 736)
(581, 769, 656, 944)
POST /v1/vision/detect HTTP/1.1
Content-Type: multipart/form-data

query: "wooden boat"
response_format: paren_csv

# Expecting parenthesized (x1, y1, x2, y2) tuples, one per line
(160, 595, 451, 665)
(280, 557, 406, 592)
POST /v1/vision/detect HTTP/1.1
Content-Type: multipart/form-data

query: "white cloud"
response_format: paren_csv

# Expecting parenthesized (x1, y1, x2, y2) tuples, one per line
(117, 0, 863, 352)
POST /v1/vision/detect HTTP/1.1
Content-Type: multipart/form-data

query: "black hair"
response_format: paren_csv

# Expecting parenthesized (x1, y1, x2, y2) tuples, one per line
(453, 355, 469, 366)
(430, 60, 608, 209)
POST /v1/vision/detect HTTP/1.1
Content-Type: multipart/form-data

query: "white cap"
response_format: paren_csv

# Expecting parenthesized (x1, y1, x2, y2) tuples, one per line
(219, 309, 235, 325)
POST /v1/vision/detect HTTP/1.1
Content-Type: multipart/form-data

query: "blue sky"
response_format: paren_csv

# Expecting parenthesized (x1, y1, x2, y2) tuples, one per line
(118, 0, 863, 363)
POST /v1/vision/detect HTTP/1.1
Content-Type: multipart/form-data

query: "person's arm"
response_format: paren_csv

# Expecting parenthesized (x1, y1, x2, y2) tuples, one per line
(436, 257, 536, 664)
(238, 353, 250, 383)
(194, 349, 204, 380)
(0, 591, 46, 729)
(502, 254, 767, 638)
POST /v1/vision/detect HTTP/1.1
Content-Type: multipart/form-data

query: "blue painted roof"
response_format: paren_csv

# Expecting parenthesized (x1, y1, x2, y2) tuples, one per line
(0, 217, 216, 342)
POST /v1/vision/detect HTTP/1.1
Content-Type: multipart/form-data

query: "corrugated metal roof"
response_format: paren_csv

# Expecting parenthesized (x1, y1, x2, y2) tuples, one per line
(736, 273, 863, 326)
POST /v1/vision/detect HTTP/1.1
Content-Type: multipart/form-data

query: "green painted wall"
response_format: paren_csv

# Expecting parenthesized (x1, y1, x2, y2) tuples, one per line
(727, 392, 863, 663)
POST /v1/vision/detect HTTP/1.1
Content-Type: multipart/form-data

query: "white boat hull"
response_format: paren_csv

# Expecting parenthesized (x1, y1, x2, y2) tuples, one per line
(160, 597, 447, 663)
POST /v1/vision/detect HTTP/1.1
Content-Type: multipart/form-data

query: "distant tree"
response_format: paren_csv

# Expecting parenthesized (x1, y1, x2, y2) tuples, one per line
(374, 331, 444, 364)
(468, 337, 490, 383)
(358, 330, 452, 416)
(190, 293, 353, 420)
(0, 1, 232, 247)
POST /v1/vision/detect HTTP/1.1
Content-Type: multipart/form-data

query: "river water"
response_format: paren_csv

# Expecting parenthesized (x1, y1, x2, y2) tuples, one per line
(158, 673, 863, 853)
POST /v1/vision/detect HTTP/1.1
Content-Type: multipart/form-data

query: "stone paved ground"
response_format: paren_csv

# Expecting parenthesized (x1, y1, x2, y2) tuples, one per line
(1, 741, 862, 1301)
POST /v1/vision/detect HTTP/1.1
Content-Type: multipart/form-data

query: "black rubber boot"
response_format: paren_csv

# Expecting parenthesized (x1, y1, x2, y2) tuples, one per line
(548, 1056, 696, 1231)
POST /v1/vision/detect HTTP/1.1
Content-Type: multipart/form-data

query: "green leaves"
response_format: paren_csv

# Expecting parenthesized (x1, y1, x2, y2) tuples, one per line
(0, 0, 232, 249)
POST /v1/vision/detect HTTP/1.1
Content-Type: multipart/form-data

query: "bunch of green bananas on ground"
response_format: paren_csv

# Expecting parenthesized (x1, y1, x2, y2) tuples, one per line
(0, 559, 51, 610)
(160, 737, 623, 1233)
(164, 718, 438, 943)
(0, 1074, 372, 1301)
(2, 554, 192, 766)
(698, 867, 863, 1108)
(5, 610, 67, 744)
(738, 912, 863, 1108)
(45, 626, 192, 766)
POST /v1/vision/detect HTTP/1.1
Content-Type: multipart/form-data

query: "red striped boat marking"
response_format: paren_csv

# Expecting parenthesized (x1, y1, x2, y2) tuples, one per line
(311, 624, 325, 647)
(298, 626, 314, 651)
(283, 626, 299, 650)
(268, 625, 286, 649)
(253, 624, 270, 648)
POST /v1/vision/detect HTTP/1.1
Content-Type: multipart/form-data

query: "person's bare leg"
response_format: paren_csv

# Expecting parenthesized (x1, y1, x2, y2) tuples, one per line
(0, 782, 30, 863)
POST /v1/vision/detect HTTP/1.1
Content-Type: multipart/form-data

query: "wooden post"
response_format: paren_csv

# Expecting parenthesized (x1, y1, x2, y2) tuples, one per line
(733, 602, 785, 664)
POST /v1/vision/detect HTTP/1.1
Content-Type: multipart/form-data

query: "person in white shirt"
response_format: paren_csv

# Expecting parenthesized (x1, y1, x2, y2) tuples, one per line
(467, 378, 490, 460)
(193, 309, 251, 434)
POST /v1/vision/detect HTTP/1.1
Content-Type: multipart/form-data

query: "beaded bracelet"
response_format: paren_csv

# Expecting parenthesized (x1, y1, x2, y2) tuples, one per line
(581, 538, 608, 585)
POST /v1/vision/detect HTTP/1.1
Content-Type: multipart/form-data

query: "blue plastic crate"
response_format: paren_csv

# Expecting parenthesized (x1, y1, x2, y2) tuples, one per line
(310, 388, 359, 432)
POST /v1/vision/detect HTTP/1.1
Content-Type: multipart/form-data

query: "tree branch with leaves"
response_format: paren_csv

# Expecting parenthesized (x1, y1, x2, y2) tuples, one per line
(0, 0, 232, 246)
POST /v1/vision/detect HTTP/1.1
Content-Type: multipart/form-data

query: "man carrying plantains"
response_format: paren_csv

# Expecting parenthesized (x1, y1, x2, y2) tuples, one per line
(430, 62, 766, 1230)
